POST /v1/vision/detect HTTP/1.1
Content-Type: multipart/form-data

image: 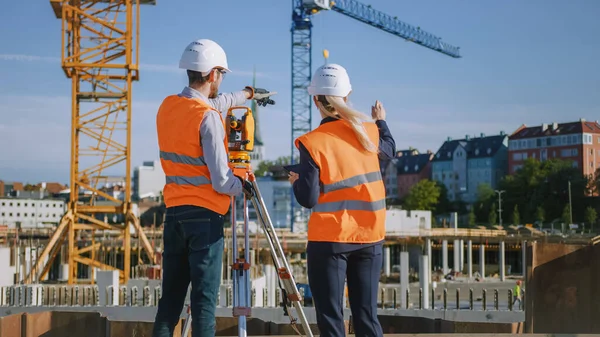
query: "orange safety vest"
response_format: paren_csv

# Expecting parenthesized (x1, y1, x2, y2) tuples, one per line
(156, 95, 231, 215)
(294, 119, 386, 243)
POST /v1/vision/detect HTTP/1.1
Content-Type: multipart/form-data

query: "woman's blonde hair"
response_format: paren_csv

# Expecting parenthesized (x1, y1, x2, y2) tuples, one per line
(315, 95, 377, 153)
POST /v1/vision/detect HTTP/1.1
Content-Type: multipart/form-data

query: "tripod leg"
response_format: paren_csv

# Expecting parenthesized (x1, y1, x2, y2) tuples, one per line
(231, 195, 252, 337)
(181, 303, 192, 337)
(249, 181, 314, 337)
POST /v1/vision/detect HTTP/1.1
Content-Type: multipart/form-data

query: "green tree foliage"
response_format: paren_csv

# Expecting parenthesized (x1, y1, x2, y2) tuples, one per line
(536, 206, 545, 225)
(477, 183, 495, 201)
(404, 179, 441, 211)
(488, 203, 497, 227)
(561, 204, 571, 224)
(592, 168, 600, 196)
(253, 156, 293, 177)
(512, 205, 520, 226)
(498, 158, 589, 224)
(474, 183, 495, 223)
(434, 181, 452, 214)
(468, 207, 477, 228)
(585, 206, 597, 226)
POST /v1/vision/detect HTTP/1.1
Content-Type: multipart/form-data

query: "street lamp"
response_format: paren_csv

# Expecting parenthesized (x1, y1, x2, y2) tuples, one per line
(495, 190, 505, 226)
(568, 181, 573, 224)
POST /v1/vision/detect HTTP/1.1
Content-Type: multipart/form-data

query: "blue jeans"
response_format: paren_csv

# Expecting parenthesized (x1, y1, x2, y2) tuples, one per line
(307, 242, 384, 337)
(152, 205, 225, 337)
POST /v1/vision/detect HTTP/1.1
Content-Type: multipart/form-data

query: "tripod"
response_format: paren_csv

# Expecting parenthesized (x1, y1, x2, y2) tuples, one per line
(180, 107, 313, 337)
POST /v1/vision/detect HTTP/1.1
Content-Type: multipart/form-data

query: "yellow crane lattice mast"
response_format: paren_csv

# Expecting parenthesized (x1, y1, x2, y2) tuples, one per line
(25, 0, 156, 285)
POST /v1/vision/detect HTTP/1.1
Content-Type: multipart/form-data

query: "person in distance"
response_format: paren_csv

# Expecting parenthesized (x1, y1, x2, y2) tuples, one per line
(288, 63, 396, 337)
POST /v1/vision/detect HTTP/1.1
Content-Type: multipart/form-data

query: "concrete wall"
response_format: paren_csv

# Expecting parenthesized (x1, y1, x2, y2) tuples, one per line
(0, 310, 524, 336)
(525, 241, 600, 333)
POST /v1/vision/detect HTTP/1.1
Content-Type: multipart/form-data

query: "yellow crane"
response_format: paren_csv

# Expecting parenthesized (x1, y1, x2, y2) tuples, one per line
(25, 0, 157, 285)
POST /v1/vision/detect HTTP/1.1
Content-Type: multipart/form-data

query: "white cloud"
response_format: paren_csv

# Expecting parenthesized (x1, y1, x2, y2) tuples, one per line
(0, 54, 60, 62)
(0, 53, 271, 78)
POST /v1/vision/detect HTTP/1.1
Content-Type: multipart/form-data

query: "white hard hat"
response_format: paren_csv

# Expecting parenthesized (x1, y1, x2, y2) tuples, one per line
(179, 39, 231, 74)
(307, 63, 352, 97)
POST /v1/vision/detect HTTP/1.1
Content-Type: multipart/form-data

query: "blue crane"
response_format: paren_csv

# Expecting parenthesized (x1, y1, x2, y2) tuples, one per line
(289, 0, 461, 231)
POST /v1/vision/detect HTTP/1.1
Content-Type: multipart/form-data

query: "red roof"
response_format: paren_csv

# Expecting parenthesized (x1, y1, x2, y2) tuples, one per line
(509, 120, 600, 140)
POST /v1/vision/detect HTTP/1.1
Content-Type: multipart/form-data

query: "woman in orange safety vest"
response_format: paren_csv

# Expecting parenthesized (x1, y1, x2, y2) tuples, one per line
(288, 63, 396, 337)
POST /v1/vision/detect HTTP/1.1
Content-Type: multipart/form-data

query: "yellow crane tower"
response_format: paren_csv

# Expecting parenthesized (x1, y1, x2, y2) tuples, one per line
(25, 0, 157, 285)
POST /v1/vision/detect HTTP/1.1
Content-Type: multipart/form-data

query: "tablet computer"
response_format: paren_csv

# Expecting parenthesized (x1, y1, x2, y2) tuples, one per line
(283, 164, 302, 173)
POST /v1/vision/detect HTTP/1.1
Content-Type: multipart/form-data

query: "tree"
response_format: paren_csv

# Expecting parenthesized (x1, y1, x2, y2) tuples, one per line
(585, 206, 597, 227)
(404, 179, 441, 211)
(536, 206, 545, 226)
(561, 204, 571, 224)
(468, 207, 477, 228)
(512, 205, 520, 226)
(253, 156, 293, 177)
(477, 183, 495, 202)
(474, 183, 495, 223)
(488, 203, 497, 227)
(592, 168, 600, 195)
(498, 158, 588, 224)
(434, 181, 452, 214)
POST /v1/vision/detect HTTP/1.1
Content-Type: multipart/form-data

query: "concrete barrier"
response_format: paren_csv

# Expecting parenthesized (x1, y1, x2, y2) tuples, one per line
(0, 310, 525, 336)
(525, 241, 600, 333)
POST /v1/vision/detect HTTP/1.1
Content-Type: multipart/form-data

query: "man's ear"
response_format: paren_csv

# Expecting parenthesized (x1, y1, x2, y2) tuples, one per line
(208, 69, 217, 83)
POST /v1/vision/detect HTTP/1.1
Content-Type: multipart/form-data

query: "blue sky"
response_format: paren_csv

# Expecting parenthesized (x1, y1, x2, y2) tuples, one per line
(0, 0, 599, 184)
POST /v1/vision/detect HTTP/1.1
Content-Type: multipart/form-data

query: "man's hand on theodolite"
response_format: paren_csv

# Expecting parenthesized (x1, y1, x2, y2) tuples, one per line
(232, 170, 255, 198)
(245, 86, 277, 107)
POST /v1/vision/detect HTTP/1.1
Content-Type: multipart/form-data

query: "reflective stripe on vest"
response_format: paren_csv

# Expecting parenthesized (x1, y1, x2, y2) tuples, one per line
(156, 95, 230, 214)
(159, 151, 210, 186)
(295, 119, 386, 243)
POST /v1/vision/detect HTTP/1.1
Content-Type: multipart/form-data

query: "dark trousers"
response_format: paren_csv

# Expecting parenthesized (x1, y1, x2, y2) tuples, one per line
(152, 205, 225, 337)
(307, 242, 384, 337)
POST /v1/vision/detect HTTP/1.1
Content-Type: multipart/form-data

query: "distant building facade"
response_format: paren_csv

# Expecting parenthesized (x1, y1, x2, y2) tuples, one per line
(0, 198, 66, 228)
(432, 132, 508, 203)
(231, 172, 309, 231)
(508, 119, 600, 177)
(396, 149, 434, 200)
(0, 181, 23, 197)
(133, 161, 165, 200)
(382, 149, 433, 201)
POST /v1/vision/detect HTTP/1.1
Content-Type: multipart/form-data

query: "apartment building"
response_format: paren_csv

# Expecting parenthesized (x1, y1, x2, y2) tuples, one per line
(0, 198, 66, 228)
(395, 149, 434, 199)
(432, 132, 508, 202)
(508, 119, 600, 177)
(133, 160, 166, 200)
